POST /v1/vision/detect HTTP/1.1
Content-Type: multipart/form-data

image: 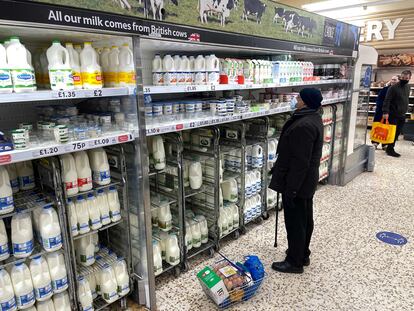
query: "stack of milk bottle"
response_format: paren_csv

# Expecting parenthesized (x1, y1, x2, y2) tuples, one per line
(0, 252, 71, 311)
(76, 239, 130, 307)
(59, 149, 122, 236)
(0, 36, 136, 94)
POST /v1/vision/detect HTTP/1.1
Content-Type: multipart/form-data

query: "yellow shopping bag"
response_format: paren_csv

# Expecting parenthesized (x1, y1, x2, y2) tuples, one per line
(370, 118, 397, 144)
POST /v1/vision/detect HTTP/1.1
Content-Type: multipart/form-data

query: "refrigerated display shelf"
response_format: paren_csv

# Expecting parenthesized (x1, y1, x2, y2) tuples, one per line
(184, 185, 206, 198)
(0, 243, 64, 269)
(94, 295, 127, 311)
(72, 219, 124, 241)
(187, 240, 215, 260)
(219, 227, 239, 241)
(0, 87, 135, 104)
(0, 132, 134, 165)
(144, 79, 351, 94)
(66, 181, 122, 199)
(146, 97, 348, 136)
(156, 261, 180, 277)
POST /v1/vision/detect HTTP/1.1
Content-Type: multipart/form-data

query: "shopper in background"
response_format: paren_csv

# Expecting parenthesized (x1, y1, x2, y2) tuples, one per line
(372, 75, 399, 150)
(382, 70, 411, 157)
(269, 88, 323, 274)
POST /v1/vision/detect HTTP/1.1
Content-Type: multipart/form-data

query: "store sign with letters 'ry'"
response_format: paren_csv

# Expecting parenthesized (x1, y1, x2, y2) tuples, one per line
(359, 18, 403, 42)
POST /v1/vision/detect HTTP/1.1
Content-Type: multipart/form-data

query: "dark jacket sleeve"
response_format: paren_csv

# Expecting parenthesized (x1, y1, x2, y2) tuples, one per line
(382, 86, 395, 114)
(285, 125, 316, 196)
(269, 152, 289, 193)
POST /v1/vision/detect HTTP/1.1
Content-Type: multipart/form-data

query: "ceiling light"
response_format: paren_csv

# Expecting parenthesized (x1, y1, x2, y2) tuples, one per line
(303, 0, 403, 13)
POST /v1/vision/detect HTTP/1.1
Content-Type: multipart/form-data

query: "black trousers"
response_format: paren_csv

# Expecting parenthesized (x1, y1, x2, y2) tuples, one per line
(387, 115, 406, 149)
(282, 194, 314, 268)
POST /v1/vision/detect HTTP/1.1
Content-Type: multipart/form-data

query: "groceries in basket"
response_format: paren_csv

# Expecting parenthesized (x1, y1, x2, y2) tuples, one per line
(197, 253, 265, 308)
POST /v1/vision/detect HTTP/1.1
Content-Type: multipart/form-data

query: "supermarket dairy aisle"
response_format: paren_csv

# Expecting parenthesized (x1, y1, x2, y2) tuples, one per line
(155, 140, 414, 311)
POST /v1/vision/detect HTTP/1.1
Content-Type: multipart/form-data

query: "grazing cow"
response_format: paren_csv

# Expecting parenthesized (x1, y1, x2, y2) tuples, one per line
(144, 0, 178, 20)
(298, 16, 317, 37)
(242, 0, 266, 24)
(198, 0, 235, 27)
(285, 12, 301, 33)
(273, 7, 285, 24)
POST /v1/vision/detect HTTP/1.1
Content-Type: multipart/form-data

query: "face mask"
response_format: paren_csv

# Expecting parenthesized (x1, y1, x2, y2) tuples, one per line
(290, 97, 298, 110)
(399, 79, 409, 85)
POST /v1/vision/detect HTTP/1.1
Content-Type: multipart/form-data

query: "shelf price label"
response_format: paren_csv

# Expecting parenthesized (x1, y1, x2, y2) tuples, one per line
(33, 146, 60, 158)
(72, 142, 87, 151)
(143, 87, 151, 93)
(93, 89, 103, 97)
(186, 85, 197, 92)
(53, 90, 77, 99)
(89, 137, 111, 147)
(146, 127, 159, 135)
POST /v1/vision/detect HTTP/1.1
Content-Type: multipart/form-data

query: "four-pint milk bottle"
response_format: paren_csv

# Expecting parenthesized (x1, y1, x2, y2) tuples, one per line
(60, 154, 79, 196)
(0, 165, 14, 214)
(29, 255, 53, 301)
(11, 262, 35, 309)
(39, 204, 62, 252)
(0, 42, 12, 93)
(46, 40, 74, 91)
(11, 211, 34, 258)
(80, 42, 102, 89)
(73, 151, 93, 192)
(0, 268, 17, 311)
(65, 42, 83, 89)
(118, 43, 135, 87)
(0, 219, 9, 261)
(46, 252, 68, 294)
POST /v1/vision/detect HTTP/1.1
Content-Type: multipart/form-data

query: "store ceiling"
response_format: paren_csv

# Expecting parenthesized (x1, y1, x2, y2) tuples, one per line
(277, 0, 414, 20)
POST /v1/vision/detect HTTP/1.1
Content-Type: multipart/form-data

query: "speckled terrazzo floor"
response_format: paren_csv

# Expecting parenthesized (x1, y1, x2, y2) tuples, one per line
(155, 140, 414, 311)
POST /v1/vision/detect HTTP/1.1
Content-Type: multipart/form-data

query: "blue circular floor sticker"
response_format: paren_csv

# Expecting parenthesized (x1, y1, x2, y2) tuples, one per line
(376, 231, 408, 246)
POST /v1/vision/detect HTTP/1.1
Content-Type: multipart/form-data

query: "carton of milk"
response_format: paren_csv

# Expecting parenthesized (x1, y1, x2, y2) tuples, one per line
(197, 266, 229, 305)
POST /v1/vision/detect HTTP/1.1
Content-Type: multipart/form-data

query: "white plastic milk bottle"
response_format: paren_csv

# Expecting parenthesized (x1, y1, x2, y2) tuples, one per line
(181, 55, 192, 84)
(65, 43, 82, 89)
(52, 291, 70, 311)
(165, 234, 180, 266)
(80, 42, 103, 89)
(11, 211, 34, 258)
(6, 37, 36, 93)
(46, 252, 68, 293)
(59, 154, 79, 196)
(6, 164, 19, 194)
(86, 193, 101, 230)
(100, 47, 110, 85)
(91, 233, 99, 253)
(118, 43, 135, 87)
(73, 151, 92, 192)
(195, 215, 208, 244)
(29, 255, 53, 301)
(86, 274, 97, 299)
(107, 46, 119, 87)
(151, 136, 166, 170)
(88, 148, 111, 186)
(189, 162, 202, 190)
(11, 262, 35, 309)
(0, 166, 14, 214)
(0, 268, 16, 311)
(157, 200, 172, 231)
(107, 186, 121, 222)
(100, 264, 119, 303)
(252, 144, 263, 168)
(16, 161, 35, 191)
(39, 204, 62, 252)
(185, 221, 192, 251)
(75, 196, 90, 234)
(36, 299, 55, 311)
(46, 41, 74, 91)
(0, 43, 13, 93)
(67, 198, 78, 237)
(114, 257, 130, 296)
(206, 54, 219, 85)
(194, 55, 206, 85)
(190, 219, 201, 248)
(76, 235, 95, 266)
(96, 189, 110, 225)
(221, 178, 238, 203)
(0, 219, 10, 261)
(152, 240, 163, 276)
(77, 276, 94, 311)
(162, 55, 176, 86)
(173, 55, 184, 85)
(152, 54, 163, 85)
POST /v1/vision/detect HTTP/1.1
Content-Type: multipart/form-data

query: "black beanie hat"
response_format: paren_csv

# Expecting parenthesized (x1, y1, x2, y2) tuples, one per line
(299, 88, 323, 110)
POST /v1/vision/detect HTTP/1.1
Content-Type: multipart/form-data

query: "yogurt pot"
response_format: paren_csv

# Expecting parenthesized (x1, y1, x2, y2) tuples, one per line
(172, 102, 180, 114)
(163, 102, 173, 115)
(152, 102, 163, 117)
(186, 101, 195, 113)
(217, 99, 227, 116)
(209, 100, 218, 114)
(145, 102, 153, 118)
(179, 102, 186, 113)
(194, 101, 203, 112)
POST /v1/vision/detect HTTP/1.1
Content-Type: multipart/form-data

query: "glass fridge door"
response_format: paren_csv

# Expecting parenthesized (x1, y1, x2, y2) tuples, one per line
(354, 65, 372, 149)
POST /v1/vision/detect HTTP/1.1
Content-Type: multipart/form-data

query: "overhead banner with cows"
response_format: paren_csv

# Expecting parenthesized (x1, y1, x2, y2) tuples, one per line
(6, 0, 358, 55)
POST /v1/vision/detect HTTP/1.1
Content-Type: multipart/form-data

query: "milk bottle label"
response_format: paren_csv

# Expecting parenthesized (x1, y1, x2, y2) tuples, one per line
(10, 178, 19, 192)
(19, 175, 34, 188)
(194, 72, 206, 84)
(169, 255, 179, 264)
(152, 72, 164, 85)
(0, 69, 12, 90)
(0, 296, 16, 311)
(118, 71, 135, 85)
(34, 283, 53, 299)
(78, 221, 89, 232)
(177, 72, 186, 84)
(64, 180, 78, 192)
(52, 276, 68, 292)
(81, 71, 102, 86)
(118, 284, 130, 295)
(80, 253, 94, 265)
(92, 170, 110, 184)
(158, 219, 172, 231)
(49, 69, 74, 89)
(207, 71, 219, 85)
(13, 240, 34, 256)
(0, 195, 13, 211)
(73, 71, 82, 87)
(163, 72, 177, 85)
(42, 234, 62, 251)
(103, 71, 118, 85)
(78, 177, 92, 188)
(0, 241, 9, 257)
(11, 69, 36, 89)
(109, 210, 120, 220)
(103, 290, 118, 301)
(16, 291, 35, 308)
(81, 305, 93, 311)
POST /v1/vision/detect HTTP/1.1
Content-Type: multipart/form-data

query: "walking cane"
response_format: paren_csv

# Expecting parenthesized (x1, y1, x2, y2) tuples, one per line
(274, 191, 280, 247)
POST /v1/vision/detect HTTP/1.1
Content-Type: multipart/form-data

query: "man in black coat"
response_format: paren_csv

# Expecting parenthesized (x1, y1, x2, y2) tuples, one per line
(269, 88, 323, 274)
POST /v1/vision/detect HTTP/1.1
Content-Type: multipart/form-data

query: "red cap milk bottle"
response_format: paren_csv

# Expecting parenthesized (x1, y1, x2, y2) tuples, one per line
(59, 154, 79, 196)
(73, 151, 93, 192)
